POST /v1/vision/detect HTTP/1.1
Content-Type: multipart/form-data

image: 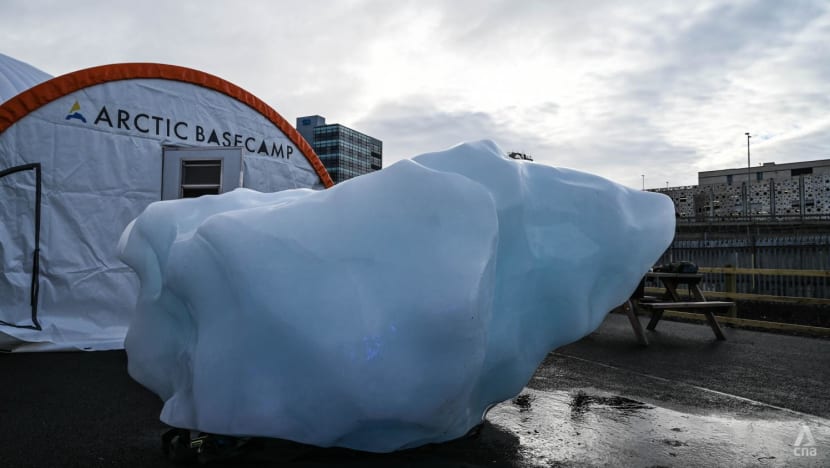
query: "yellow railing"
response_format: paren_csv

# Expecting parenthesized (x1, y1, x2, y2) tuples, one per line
(698, 267, 830, 278)
(637, 266, 830, 335)
(645, 266, 830, 305)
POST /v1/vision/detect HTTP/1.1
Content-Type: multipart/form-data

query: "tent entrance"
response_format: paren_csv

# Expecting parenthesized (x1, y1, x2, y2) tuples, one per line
(161, 147, 242, 200)
(0, 163, 42, 330)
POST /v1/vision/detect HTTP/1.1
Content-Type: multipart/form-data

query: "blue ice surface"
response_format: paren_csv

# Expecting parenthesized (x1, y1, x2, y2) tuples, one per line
(118, 140, 675, 452)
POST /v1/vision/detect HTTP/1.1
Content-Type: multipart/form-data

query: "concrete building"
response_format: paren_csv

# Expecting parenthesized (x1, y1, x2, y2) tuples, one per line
(296, 115, 382, 184)
(656, 159, 830, 218)
(698, 159, 830, 186)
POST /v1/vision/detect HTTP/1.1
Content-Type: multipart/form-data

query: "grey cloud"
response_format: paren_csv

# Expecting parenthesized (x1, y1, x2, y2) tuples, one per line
(613, 0, 827, 106)
(752, 120, 830, 164)
(354, 96, 698, 189)
(354, 98, 520, 161)
(531, 114, 701, 188)
(3, 0, 829, 190)
(531, 101, 560, 116)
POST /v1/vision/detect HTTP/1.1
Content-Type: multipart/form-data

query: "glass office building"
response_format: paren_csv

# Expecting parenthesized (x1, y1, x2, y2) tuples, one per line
(296, 115, 382, 184)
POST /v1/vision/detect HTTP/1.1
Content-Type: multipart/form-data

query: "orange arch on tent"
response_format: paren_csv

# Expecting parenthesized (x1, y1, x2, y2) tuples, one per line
(0, 63, 334, 188)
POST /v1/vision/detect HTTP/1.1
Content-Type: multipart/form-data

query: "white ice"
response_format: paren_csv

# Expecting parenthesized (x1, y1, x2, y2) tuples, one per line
(118, 140, 675, 452)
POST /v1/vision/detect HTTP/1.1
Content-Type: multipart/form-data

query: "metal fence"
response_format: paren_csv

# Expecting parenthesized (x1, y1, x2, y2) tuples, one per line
(678, 214, 830, 224)
(657, 235, 830, 299)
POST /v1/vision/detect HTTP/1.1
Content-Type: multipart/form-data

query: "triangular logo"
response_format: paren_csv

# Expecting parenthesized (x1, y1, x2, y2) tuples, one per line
(794, 425, 816, 447)
(65, 100, 87, 123)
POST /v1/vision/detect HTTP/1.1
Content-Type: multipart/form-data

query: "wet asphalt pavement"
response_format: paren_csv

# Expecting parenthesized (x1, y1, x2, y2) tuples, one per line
(1, 313, 828, 467)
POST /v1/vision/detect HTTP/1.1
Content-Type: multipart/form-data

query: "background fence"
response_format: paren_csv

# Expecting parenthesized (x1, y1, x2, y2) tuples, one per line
(658, 234, 830, 299)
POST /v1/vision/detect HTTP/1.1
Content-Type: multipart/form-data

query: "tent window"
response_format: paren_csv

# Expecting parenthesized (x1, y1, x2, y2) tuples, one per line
(181, 160, 221, 198)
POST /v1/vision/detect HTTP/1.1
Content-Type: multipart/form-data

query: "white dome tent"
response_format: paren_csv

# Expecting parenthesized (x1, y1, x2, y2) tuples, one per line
(0, 60, 333, 351)
(0, 53, 52, 104)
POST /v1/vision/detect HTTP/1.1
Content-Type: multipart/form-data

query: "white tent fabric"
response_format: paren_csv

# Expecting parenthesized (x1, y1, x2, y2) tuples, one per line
(0, 65, 328, 352)
(0, 53, 52, 104)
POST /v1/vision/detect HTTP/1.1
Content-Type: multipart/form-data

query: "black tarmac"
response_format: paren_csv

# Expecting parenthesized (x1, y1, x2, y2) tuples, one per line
(1, 313, 828, 467)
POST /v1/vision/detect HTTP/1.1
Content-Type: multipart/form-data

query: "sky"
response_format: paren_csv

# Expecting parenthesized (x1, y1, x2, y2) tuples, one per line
(2, 0, 829, 189)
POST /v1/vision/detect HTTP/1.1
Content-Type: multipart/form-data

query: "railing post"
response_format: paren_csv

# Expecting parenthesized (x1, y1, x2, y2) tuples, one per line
(724, 263, 737, 295)
(723, 264, 738, 318)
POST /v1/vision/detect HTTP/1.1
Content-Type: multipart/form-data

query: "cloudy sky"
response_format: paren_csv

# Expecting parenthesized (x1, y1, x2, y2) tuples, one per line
(2, 0, 829, 188)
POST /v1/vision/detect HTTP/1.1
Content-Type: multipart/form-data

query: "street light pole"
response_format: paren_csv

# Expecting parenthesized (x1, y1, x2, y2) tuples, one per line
(746, 132, 751, 216)
(641, 174, 644, 190)
(745, 132, 755, 288)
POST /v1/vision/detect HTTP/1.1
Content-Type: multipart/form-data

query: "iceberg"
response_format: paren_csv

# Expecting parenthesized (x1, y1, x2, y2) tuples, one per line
(118, 140, 675, 452)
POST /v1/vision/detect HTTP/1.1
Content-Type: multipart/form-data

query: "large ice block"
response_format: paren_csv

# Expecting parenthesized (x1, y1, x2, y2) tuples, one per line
(119, 140, 675, 452)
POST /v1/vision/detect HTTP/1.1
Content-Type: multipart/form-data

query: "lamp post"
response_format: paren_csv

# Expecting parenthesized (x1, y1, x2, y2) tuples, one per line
(745, 132, 755, 288)
(745, 132, 751, 216)
(641, 174, 644, 190)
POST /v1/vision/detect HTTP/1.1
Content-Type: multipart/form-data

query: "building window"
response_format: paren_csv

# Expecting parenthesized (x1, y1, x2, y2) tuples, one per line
(726, 175, 733, 185)
(756, 172, 763, 181)
(791, 167, 813, 176)
(181, 160, 221, 198)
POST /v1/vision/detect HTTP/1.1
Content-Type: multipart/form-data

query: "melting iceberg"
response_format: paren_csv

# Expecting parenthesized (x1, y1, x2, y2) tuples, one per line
(119, 140, 675, 452)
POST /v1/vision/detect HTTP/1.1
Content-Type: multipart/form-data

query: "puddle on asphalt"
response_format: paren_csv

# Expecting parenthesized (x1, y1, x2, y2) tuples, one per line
(490, 388, 829, 467)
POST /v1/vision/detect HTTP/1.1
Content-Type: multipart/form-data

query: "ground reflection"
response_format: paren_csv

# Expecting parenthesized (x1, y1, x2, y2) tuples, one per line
(487, 388, 828, 467)
(180, 388, 828, 467)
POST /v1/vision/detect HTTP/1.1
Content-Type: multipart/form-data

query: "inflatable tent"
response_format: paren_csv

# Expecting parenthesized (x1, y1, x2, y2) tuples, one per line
(0, 60, 333, 351)
(0, 53, 52, 104)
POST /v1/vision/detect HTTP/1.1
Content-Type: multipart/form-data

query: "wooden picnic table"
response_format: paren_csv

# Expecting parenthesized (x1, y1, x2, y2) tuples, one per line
(639, 271, 733, 341)
(646, 272, 707, 302)
(616, 271, 735, 345)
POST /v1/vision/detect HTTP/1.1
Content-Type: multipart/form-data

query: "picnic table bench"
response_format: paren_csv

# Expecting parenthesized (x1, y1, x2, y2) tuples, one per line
(637, 300, 734, 340)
